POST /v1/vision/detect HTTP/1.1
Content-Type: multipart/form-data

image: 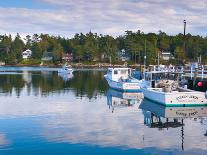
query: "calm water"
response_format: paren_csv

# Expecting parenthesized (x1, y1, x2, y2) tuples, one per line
(0, 67, 207, 155)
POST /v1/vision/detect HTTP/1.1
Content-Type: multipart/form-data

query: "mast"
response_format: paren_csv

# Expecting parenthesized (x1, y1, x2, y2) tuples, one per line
(144, 39, 146, 80)
(183, 20, 186, 63)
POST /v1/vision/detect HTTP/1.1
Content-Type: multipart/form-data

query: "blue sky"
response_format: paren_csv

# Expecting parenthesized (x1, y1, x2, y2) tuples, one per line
(0, 0, 207, 38)
(0, 0, 52, 9)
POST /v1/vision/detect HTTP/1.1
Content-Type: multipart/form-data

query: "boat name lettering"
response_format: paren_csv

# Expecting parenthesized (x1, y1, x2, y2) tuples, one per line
(176, 95, 198, 100)
(176, 111, 198, 117)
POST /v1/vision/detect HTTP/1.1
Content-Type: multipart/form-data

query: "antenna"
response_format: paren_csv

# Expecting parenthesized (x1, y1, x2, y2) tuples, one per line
(183, 20, 186, 58)
(143, 39, 146, 80)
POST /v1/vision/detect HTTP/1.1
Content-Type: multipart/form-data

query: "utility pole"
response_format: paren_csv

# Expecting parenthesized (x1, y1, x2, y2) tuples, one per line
(135, 51, 136, 64)
(183, 20, 186, 63)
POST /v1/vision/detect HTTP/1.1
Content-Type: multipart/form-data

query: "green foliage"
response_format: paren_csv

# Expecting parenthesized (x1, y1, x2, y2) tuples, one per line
(174, 46, 186, 64)
(20, 59, 41, 65)
(1, 31, 207, 65)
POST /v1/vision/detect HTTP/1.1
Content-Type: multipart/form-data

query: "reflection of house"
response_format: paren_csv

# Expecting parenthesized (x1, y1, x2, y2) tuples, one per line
(62, 53, 73, 62)
(160, 50, 174, 61)
(118, 49, 130, 61)
(22, 49, 32, 59)
(41, 52, 53, 61)
(23, 71, 32, 84)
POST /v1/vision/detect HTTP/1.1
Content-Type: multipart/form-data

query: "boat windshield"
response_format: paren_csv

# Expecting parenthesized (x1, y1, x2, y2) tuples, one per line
(145, 72, 178, 81)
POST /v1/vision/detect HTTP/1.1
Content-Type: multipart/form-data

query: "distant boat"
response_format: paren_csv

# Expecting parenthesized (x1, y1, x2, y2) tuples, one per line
(104, 67, 141, 92)
(58, 65, 73, 74)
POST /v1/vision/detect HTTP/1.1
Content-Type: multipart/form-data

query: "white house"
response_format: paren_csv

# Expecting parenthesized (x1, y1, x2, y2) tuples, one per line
(160, 50, 174, 61)
(22, 49, 32, 59)
(118, 49, 130, 61)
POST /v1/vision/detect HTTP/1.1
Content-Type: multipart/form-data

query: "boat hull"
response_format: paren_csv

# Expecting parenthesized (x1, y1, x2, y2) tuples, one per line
(141, 87, 207, 107)
(105, 76, 141, 92)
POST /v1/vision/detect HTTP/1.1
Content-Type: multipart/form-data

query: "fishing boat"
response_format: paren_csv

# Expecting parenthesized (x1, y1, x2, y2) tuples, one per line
(104, 67, 141, 92)
(140, 70, 207, 107)
(58, 65, 73, 74)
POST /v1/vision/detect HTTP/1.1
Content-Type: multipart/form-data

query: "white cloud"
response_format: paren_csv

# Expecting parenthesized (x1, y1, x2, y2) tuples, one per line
(0, 0, 207, 38)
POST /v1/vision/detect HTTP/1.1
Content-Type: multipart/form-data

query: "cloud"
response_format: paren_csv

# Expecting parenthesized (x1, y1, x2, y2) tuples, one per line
(0, 0, 207, 38)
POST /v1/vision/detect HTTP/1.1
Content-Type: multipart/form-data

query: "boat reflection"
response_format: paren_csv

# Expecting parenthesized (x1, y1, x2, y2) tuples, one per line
(58, 72, 74, 81)
(106, 88, 143, 113)
(139, 100, 207, 150)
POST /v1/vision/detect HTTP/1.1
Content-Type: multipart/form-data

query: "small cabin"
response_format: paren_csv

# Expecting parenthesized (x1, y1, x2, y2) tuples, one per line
(107, 68, 131, 82)
(22, 49, 32, 59)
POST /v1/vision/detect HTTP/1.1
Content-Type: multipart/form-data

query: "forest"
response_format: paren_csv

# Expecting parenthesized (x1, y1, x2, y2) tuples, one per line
(0, 30, 207, 65)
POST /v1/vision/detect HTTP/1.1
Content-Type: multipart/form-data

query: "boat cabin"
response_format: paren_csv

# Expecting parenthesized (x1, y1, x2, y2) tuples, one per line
(107, 68, 132, 82)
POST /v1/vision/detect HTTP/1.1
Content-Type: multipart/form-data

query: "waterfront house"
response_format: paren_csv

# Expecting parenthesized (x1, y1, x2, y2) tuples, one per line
(22, 49, 32, 59)
(0, 61, 5, 66)
(118, 49, 130, 61)
(62, 53, 73, 62)
(160, 50, 174, 61)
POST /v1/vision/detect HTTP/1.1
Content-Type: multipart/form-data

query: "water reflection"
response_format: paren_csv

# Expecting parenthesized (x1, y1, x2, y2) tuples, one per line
(0, 69, 108, 98)
(58, 72, 74, 81)
(139, 100, 207, 150)
(0, 69, 207, 154)
(106, 89, 143, 113)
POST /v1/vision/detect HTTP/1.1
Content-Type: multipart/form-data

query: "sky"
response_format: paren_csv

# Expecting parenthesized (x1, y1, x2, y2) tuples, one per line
(0, 0, 207, 38)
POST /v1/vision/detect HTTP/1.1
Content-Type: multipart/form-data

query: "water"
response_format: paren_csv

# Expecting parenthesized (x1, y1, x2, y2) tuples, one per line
(0, 67, 206, 155)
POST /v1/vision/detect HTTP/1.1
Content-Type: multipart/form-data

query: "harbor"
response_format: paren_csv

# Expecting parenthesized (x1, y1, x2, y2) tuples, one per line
(0, 68, 207, 155)
(1, 0, 207, 154)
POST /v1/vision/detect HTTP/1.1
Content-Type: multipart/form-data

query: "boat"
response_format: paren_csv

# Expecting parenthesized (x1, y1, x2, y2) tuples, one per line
(140, 70, 207, 107)
(104, 67, 141, 92)
(107, 88, 143, 113)
(58, 65, 73, 74)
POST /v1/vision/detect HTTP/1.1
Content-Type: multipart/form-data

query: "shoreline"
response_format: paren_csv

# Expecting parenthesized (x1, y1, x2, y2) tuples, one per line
(1, 63, 142, 69)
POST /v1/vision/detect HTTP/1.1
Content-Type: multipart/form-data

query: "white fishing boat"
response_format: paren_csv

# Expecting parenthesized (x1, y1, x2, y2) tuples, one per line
(58, 65, 73, 74)
(140, 71, 207, 107)
(104, 67, 141, 92)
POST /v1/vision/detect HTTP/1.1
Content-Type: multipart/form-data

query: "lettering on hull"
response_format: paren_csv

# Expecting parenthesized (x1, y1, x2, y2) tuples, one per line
(175, 95, 199, 103)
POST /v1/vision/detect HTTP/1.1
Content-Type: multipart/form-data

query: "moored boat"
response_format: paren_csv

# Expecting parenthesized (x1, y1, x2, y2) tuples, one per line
(104, 67, 141, 92)
(140, 71, 207, 107)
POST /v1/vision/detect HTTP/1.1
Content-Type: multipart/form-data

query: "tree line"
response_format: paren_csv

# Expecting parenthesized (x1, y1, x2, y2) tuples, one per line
(0, 30, 207, 65)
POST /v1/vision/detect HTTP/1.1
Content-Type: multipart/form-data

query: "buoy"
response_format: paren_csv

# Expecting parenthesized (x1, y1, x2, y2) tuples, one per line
(197, 81, 203, 87)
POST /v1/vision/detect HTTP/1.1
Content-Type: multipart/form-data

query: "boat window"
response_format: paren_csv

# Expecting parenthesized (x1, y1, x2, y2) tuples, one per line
(114, 70, 118, 74)
(121, 70, 127, 74)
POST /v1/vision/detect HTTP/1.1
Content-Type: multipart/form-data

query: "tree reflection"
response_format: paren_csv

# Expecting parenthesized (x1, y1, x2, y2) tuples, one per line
(0, 70, 108, 98)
